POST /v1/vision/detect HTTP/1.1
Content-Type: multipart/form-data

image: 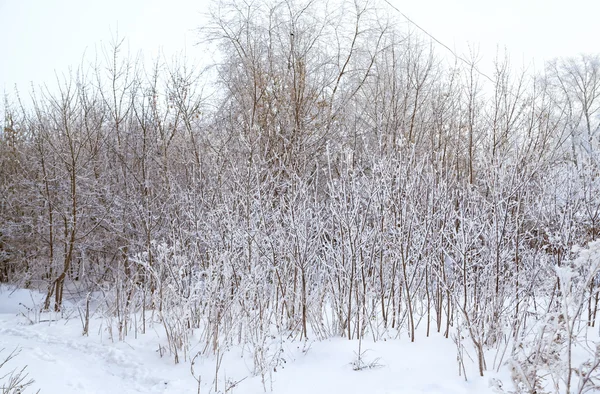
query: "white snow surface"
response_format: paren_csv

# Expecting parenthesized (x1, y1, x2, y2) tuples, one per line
(0, 286, 508, 394)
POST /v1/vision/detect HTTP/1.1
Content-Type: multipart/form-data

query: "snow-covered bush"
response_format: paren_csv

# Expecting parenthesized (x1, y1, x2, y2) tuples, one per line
(0, 348, 37, 394)
(508, 240, 600, 394)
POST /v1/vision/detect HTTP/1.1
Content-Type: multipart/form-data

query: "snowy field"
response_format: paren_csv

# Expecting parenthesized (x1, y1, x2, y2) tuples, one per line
(0, 286, 507, 394)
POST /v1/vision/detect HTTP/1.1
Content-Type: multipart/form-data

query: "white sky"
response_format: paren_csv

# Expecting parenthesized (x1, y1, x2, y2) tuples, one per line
(1, 0, 599, 100)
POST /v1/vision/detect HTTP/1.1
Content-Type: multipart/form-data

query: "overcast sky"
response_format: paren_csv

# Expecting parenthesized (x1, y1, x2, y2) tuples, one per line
(1, 0, 599, 98)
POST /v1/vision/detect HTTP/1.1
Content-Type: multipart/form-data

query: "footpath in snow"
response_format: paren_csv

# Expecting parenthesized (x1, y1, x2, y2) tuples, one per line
(0, 286, 506, 394)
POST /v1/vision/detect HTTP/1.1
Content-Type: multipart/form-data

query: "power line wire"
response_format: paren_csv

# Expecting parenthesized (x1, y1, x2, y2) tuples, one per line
(383, 0, 496, 85)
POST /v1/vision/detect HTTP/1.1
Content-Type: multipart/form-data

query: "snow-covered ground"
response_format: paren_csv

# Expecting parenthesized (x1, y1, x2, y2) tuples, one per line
(0, 286, 508, 394)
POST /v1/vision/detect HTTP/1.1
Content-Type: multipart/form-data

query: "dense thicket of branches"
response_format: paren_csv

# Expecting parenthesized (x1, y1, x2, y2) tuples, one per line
(2, 0, 600, 392)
